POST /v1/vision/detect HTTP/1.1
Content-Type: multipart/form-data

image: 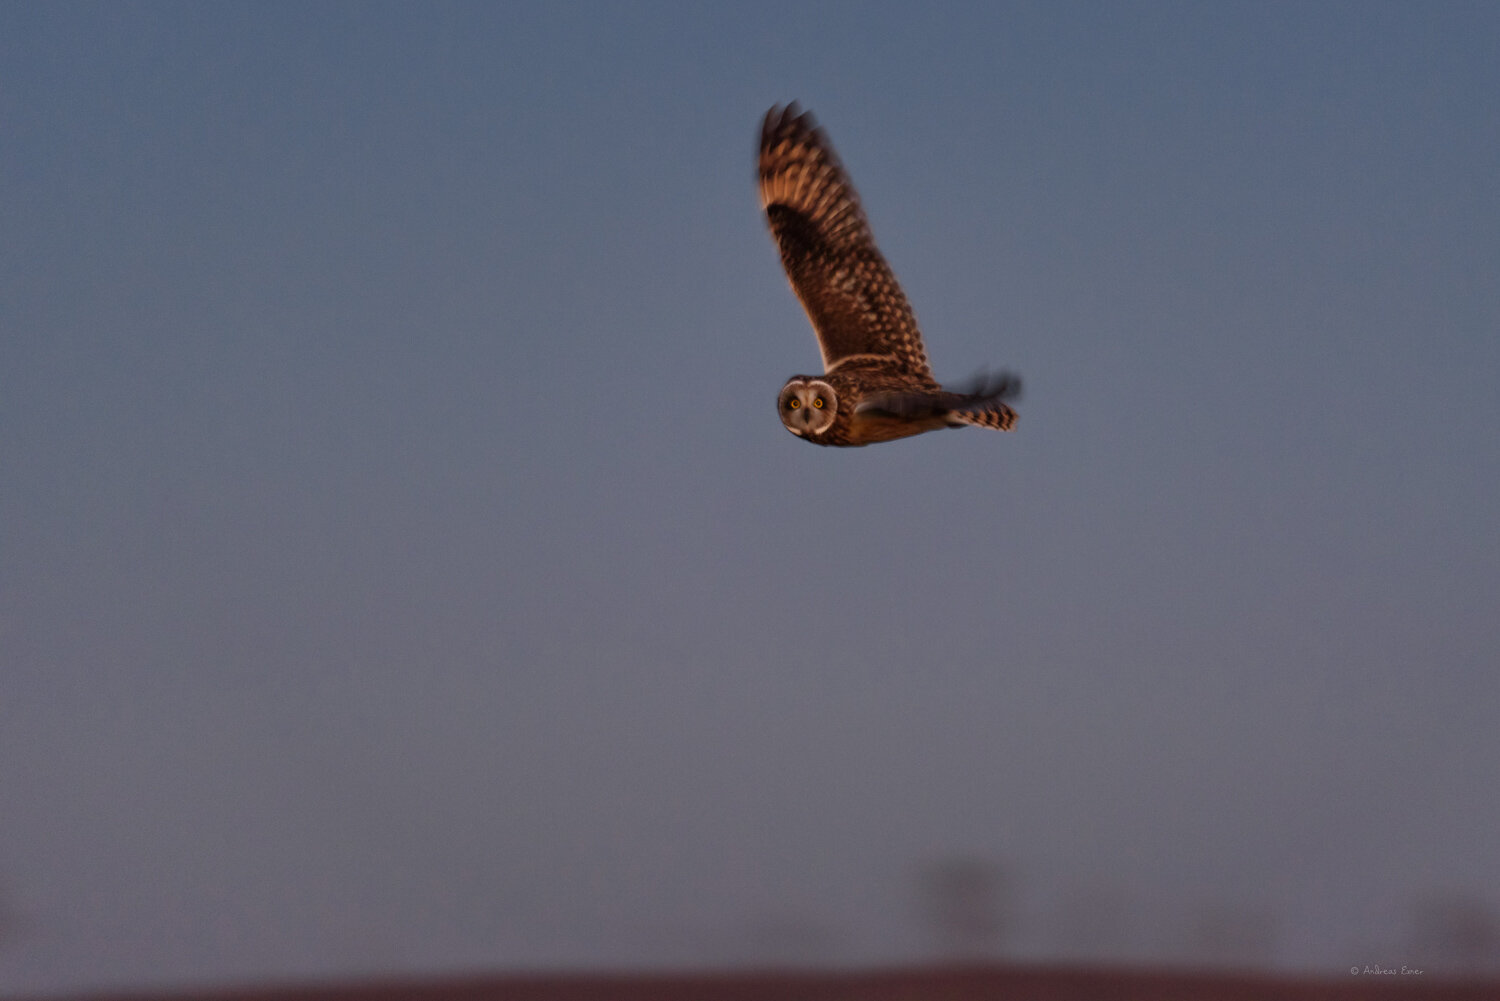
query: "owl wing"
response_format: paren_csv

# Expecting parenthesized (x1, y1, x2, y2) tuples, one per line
(759, 104, 935, 381)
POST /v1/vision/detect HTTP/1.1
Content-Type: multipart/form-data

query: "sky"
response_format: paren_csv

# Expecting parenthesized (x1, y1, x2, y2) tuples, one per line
(3, 1, 1499, 996)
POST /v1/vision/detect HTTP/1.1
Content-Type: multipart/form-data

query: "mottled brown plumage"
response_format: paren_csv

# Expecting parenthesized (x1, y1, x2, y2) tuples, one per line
(759, 103, 1020, 447)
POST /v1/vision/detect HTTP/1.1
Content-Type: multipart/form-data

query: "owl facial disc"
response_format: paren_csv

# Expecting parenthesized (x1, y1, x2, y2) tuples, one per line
(778, 378, 837, 437)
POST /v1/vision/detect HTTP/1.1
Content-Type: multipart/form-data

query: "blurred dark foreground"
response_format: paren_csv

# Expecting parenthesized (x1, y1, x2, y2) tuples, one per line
(36, 964, 1500, 1001)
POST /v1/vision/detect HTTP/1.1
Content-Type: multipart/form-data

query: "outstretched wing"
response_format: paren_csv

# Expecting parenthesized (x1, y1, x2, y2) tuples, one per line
(759, 104, 934, 380)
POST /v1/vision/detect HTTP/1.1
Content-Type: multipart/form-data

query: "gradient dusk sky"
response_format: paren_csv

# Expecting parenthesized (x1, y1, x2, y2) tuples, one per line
(4, 2, 1499, 996)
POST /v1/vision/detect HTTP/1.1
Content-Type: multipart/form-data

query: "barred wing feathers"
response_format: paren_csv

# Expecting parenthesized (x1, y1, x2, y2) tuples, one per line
(758, 104, 935, 382)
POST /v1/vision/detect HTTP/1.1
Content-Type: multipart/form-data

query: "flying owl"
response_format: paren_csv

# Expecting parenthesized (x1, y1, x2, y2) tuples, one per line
(759, 103, 1021, 447)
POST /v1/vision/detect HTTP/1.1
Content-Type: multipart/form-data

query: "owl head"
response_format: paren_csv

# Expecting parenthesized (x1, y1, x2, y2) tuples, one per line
(778, 376, 838, 437)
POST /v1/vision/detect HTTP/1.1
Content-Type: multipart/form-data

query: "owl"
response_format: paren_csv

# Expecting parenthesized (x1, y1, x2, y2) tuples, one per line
(759, 103, 1021, 447)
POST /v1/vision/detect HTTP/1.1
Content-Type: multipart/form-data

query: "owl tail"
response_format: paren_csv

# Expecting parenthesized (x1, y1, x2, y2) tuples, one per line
(949, 402, 1019, 431)
(858, 370, 1021, 432)
(945, 370, 1021, 431)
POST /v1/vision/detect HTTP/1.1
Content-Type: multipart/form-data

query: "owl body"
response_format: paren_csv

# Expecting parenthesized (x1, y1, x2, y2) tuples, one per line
(759, 104, 1020, 447)
(777, 358, 947, 447)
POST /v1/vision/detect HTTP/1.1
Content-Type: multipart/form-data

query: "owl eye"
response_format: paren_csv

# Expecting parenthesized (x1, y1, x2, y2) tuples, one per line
(812, 397, 825, 409)
(787, 398, 801, 410)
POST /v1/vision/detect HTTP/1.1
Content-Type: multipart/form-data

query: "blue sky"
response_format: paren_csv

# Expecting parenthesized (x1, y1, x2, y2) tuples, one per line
(4, 2, 1499, 995)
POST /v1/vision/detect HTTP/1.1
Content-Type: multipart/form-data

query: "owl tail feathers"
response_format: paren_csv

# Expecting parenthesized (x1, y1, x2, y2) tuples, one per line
(856, 370, 1021, 432)
(949, 401, 1019, 431)
(946, 369, 1021, 431)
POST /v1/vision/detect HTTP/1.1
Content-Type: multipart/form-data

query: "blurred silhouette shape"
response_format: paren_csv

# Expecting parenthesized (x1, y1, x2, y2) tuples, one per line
(1054, 879, 1137, 960)
(740, 910, 838, 967)
(916, 856, 1010, 959)
(0, 882, 25, 953)
(1410, 892, 1500, 974)
(1183, 901, 1276, 968)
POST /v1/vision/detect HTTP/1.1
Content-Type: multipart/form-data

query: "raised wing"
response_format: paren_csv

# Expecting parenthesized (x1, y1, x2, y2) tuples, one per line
(759, 104, 935, 380)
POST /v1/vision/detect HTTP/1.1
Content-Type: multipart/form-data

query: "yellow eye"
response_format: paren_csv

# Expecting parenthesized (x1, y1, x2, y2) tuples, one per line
(812, 397, 825, 409)
(787, 398, 801, 410)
